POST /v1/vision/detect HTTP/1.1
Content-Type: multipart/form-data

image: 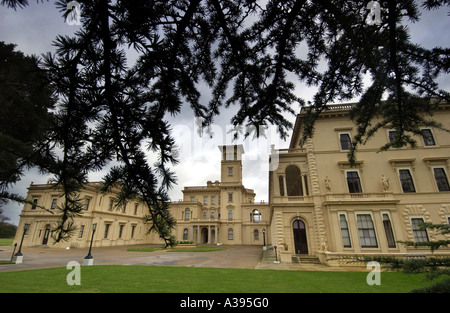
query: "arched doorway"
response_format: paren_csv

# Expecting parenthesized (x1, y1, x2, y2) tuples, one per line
(293, 219, 308, 254)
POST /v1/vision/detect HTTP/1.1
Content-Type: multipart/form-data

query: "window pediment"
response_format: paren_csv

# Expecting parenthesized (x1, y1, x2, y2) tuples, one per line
(389, 158, 416, 171)
(337, 160, 364, 173)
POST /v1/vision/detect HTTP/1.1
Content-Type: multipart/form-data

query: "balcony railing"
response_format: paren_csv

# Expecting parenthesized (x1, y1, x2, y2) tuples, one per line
(325, 192, 394, 202)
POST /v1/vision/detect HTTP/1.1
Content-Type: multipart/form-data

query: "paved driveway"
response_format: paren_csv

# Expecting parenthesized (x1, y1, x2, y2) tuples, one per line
(0, 244, 263, 272)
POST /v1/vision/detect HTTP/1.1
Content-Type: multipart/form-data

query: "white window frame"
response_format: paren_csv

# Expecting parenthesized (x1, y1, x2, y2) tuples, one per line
(420, 127, 437, 147)
(410, 216, 429, 243)
(338, 132, 352, 151)
(396, 167, 417, 193)
(431, 166, 450, 192)
(338, 212, 352, 249)
(380, 211, 397, 249)
(345, 169, 363, 193)
(387, 129, 398, 144)
(355, 212, 379, 248)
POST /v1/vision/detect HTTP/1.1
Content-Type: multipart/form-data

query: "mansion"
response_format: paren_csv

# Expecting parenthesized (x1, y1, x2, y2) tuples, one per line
(14, 101, 450, 265)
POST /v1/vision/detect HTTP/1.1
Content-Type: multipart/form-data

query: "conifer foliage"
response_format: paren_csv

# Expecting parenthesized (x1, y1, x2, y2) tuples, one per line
(1, 1, 448, 245)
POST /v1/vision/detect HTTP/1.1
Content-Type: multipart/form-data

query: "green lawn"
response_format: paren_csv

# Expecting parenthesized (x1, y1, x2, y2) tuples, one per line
(0, 265, 433, 293)
(0, 238, 14, 246)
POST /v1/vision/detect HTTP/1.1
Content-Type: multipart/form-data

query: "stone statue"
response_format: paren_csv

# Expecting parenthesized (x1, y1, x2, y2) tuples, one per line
(382, 174, 390, 192)
(324, 176, 331, 192)
(320, 237, 328, 251)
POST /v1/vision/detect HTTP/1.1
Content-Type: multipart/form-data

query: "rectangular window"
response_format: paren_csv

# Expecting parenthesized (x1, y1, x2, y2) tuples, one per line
(339, 214, 352, 248)
(104, 224, 111, 239)
(119, 225, 124, 239)
(84, 198, 90, 211)
(203, 197, 207, 205)
(411, 218, 429, 243)
(421, 129, 436, 146)
(347, 171, 362, 193)
(210, 211, 215, 219)
(78, 225, 85, 238)
(131, 225, 136, 238)
(108, 199, 114, 210)
(399, 169, 416, 193)
(134, 204, 138, 215)
(382, 214, 396, 248)
(228, 193, 233, 202)
(254, 230, 259, 241)
(228, 209, 233, 220)
(228, 228, 234, 240)
(278, 176, 285, 196)
(228, 167, 233, 176)
(50, 198, 58, 210)
(340, 133, 352, 150)
(433, 168, 450, 191)
(211, 197, 215, 204)
(31, 198, 38, 210)
(388, 130, 397, 143)
(357, 214, 378, 248)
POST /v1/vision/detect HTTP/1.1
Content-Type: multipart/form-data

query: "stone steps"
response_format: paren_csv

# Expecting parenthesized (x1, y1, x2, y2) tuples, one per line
(292, 255, 321, 264)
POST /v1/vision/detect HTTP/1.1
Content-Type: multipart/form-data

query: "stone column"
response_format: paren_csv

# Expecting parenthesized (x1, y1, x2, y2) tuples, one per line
(208, 225, 211, 244)
(196, 225, 200, 244)
(214, 225, 218, 244)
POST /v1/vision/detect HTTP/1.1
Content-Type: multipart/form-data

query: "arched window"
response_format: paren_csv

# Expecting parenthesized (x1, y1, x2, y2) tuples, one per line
(254, 229, 259, 241)
(228, 228, 234, 240)
(285, 165, 302, 196)
(183, 228, 188, 241)
(185, 208, 190, 220)
(251, 209, 261, 223)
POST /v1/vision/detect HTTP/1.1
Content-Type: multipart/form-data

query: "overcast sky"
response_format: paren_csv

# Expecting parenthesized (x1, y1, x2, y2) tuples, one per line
(1, 2, 449, 225)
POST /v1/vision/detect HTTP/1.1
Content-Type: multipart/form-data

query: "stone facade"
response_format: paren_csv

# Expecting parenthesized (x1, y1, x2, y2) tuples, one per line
(14, 145, 270, 249)
(169, 145, 270, 246)
(14, 182, 151, 249)
(14, 101, 450, 266)
(269, 102, 450, 264)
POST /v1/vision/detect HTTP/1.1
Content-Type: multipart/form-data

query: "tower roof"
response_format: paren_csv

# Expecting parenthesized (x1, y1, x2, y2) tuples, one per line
(218, 144, 245, 154)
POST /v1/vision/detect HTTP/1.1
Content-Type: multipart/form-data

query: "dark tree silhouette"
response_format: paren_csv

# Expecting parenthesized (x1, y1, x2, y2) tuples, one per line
(1, 0, 448, 245)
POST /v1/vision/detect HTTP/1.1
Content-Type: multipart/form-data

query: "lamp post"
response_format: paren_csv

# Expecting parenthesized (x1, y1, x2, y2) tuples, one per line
(273, 245, 280, 264)
(13, 224, 29, 264)
(10, 243, 17, 262)
(262, 228, 266, 250)
(83, 223, 97, 266)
